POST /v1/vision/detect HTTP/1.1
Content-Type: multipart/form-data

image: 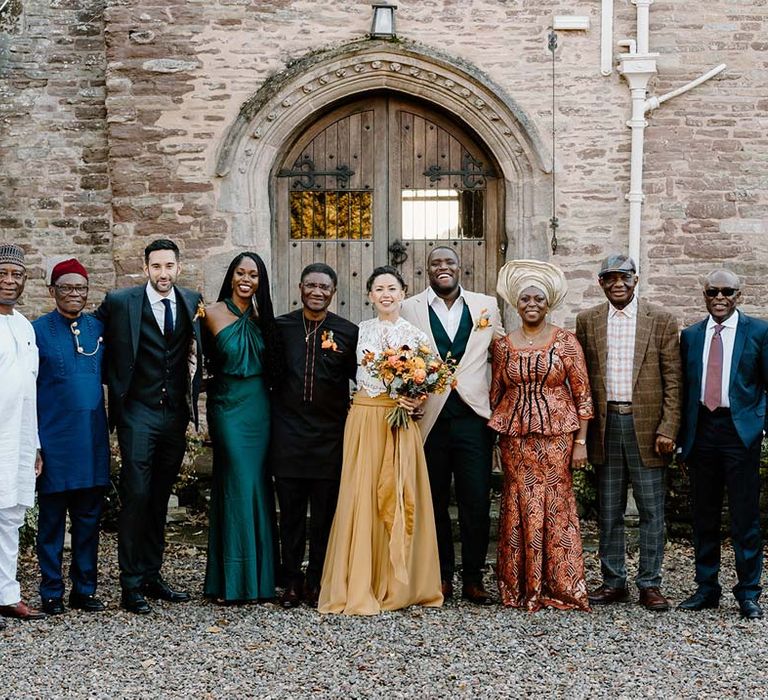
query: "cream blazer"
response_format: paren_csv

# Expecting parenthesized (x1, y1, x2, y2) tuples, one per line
(400, 288, 505, 440)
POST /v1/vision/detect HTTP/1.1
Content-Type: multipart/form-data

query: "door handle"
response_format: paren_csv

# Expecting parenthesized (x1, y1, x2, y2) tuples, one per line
(388, 239, 408, 266)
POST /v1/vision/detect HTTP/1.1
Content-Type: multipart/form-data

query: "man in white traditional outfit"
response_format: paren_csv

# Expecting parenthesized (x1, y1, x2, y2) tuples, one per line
(0, 243, 46, 626)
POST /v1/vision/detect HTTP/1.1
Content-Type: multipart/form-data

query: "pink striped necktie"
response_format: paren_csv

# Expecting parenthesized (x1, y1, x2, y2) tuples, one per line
(704, 324, 724, 411)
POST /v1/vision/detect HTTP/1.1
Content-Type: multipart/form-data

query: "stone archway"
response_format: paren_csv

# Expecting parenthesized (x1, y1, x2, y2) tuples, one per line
(214, 39, 552, 277)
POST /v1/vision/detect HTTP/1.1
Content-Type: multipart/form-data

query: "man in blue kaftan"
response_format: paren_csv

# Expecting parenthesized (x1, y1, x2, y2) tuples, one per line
(33, 258, 110, 615)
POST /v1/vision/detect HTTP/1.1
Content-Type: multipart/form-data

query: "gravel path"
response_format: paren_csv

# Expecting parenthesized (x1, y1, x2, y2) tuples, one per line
(3, 526, 767, 699)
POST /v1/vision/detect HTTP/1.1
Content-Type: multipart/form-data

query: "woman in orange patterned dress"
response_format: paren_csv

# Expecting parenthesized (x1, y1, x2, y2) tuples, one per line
(489, 260, 593, 612)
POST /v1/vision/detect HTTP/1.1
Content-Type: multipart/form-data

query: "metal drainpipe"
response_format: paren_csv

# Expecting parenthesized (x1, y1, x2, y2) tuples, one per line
(618, 0, 727, 271)
(600, 0, 614, 76)
(618, 61, 658, 269)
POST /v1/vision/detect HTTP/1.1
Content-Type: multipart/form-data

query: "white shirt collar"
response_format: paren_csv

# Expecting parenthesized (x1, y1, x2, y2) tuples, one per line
(608, 294, 638, 318)
(707, 309, 739, 330)
(427, 286, 465, 308)
(145, 282, 176, 306)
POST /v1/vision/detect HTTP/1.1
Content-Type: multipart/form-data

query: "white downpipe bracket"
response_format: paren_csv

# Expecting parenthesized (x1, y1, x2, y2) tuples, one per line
(618, 0, 726, 271)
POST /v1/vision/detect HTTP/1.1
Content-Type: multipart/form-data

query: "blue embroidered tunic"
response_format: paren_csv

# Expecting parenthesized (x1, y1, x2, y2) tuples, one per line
(33, 310, 110, 495)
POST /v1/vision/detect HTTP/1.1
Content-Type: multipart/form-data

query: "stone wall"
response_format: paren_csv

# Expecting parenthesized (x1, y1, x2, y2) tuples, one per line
(0, 0, 112, 314)
(2, 0, 767, 325)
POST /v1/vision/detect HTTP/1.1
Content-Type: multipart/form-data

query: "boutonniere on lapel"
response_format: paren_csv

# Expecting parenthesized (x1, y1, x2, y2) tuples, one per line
(474, 308, 491, 331)
(192, 300, 206, 322)
(321, 329, 342, 353)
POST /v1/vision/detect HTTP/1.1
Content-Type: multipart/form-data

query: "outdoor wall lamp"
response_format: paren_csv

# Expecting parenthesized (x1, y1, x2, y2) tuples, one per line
(370, 4, 397, 39)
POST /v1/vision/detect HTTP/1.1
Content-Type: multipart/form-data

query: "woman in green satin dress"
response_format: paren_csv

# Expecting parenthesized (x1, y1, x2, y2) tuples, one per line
(202, 252, 280, 603)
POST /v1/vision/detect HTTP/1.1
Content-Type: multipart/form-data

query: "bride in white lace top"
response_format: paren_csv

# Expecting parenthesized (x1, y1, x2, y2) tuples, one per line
(356, 317, 431, 398)
(318, 265, 443, 615)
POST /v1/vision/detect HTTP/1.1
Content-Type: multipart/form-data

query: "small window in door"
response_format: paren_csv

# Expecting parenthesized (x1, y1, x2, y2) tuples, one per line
(289, 191, 372, 240)
(401, 189, 484, 240)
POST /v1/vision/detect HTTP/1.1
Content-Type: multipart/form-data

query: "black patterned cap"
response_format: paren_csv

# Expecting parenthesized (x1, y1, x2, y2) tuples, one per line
(0, 243, 25, 269)
(598, 254, 636, 277)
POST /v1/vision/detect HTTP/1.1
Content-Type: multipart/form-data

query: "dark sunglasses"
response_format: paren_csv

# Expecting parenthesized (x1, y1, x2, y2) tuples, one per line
(704, 287, 739, 298)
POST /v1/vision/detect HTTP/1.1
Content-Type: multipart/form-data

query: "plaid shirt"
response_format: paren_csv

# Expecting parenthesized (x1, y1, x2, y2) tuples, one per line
(605, 295, 638, 402)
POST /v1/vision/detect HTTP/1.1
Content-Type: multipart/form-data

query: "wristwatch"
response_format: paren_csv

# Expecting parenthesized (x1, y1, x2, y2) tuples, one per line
(574, 438, 586, 446)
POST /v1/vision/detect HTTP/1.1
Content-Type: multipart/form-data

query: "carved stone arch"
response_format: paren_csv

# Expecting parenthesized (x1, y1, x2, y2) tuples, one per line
(215, 39, 552, 269)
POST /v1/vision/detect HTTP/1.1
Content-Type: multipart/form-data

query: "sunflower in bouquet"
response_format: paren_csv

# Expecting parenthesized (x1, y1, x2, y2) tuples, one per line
(361, 343, 457, 429)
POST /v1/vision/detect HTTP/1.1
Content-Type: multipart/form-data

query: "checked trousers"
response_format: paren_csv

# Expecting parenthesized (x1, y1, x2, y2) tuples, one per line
(597, 411, 666, 590)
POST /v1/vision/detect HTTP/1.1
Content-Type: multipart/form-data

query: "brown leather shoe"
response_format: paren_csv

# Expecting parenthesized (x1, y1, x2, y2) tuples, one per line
(588, 584, 630, 605)
(639, 587, 670, 612)
(462, 582, 492, 606)
(441, 580, 454, 600)
(280, 585, 302, 609)
(0, 601, 47, 620)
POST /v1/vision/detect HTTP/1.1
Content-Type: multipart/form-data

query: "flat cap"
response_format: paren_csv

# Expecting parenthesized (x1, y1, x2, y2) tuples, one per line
(598, 253, 636, 277)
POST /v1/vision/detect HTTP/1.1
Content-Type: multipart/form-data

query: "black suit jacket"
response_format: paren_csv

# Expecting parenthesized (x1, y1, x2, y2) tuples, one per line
(678, 311, 768, 460)
(94, 285, 203, 429)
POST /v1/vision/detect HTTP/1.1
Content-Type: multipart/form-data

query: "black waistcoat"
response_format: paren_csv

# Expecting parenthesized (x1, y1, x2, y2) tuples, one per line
(429, 303, 475, 418)
(129, 293, 191, 411)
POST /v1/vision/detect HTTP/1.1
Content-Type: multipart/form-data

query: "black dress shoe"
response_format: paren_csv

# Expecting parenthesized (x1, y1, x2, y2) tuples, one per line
(280, 585, 302, 609)
(42, 598, 66, 615)
(142, 578, 190, 603)
(441, 580, 454, 600)
(303, 582, 320, 608)
(69, 592, 106, 612)
(121, 590, 152, 615)
(739, 600, 763, 620)
(677, 590, 720, 611)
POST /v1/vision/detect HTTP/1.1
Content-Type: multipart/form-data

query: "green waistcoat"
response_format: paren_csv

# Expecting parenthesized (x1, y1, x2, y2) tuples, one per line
(429, 302, 475, 418)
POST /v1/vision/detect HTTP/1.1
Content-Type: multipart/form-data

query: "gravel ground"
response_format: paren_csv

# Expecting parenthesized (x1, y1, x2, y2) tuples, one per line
(2, 525, 767, 699)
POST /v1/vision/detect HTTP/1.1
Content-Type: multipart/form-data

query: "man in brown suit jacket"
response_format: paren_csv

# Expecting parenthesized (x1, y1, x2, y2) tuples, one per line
(575, 254, 681, 611)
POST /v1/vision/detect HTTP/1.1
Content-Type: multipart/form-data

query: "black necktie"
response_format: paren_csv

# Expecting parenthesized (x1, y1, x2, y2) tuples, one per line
(161, 298, 174, 338)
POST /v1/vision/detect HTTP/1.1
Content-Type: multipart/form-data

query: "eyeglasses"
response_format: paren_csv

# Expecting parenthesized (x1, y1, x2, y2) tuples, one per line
(704, 287, 738, 298)
(599, 272, 634, 285)
(55, 285, 89, 296)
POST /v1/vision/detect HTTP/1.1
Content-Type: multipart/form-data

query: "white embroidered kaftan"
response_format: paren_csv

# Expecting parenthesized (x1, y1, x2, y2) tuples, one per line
(0, 310, 38, 509)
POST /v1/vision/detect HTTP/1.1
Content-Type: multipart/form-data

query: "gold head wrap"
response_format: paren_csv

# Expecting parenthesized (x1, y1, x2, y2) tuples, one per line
(496, 259, 568, 311)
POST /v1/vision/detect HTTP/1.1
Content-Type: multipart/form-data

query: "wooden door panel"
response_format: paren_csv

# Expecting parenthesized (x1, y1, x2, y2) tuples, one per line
(392, 99, 501, 300)
(273, 95, 504, 322)
(274, 100, 385, 318)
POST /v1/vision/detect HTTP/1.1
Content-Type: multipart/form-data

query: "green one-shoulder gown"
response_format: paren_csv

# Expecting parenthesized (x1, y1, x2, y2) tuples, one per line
(204, 300, 275, 601)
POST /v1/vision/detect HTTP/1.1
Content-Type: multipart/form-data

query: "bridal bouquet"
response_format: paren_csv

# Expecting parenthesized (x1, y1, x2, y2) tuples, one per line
(361, 343, 457, 429)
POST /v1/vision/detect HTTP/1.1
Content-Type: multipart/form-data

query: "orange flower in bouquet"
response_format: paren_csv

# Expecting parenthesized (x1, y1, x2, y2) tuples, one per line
(361, 343, 457, 429)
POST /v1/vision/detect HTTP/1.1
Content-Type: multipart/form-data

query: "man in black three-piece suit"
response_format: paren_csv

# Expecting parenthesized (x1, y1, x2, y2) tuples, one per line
(677, 268, 768, 620)
(96, 239, 202, 614)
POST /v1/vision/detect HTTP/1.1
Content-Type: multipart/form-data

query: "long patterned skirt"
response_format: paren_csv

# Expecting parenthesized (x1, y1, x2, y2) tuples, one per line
(496, 433, 590, 612)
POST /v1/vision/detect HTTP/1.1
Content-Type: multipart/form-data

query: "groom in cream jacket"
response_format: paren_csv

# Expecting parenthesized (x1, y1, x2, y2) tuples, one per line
(400, 247, 504, 604)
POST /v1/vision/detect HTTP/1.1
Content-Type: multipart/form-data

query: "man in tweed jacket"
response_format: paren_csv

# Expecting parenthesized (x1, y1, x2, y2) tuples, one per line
(575, 254, 681, 611)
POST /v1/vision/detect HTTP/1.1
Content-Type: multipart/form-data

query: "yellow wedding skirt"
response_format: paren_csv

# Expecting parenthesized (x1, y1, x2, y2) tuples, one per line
(318, 394, 443, 615)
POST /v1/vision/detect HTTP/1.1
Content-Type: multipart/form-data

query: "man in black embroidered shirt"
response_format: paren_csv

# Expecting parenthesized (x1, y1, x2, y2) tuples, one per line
(270, 263, 358, 608)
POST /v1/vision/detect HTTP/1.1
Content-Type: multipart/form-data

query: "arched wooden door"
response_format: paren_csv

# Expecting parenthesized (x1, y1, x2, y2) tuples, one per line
(273, 95, 505, 321)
